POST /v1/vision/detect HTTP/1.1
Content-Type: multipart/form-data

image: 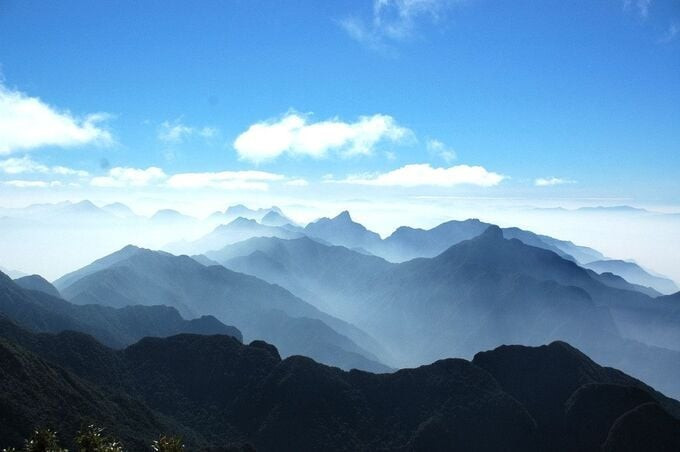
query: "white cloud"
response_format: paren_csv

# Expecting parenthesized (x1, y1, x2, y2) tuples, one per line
(167, 170, 286, 191)
(158, 120, 193, 143)
(199, 127, 218, 138)
(52, 165, 89, 177)
(426, 139, 457, 163)
(158, 120, 218, 143)
(340, 0, 454, 49)
(233, 112, 412, 163)
(337, 163, 505, 187)
(285, 178, 309, 187)
(0, 156, 89, 177)
(91, 166, 167, 188)
(0, 83, 112, 154)
(534, 177, 576, 187)
(2, 180, 64, 188)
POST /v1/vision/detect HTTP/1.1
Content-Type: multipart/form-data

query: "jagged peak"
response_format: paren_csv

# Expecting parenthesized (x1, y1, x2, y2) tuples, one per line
(478, 224, 504, 241)
(334, 210, 353, 222)
(226, 216, 258, 227)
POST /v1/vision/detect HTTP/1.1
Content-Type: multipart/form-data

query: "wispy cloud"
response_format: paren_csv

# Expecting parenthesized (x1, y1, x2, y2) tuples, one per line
(623, 0, 652, 18)
(336, 163, 505, 187)
(426, 138, 457, 163)
(659, 22, 679, 43)
(340, 0, 456, 50)
(0, 155, 89, 177)
(91, 166, 167, 188)
(158, 119, 218, 143)
(0, 82, 112, 154)
(233, 111, 412, 163)
(285, 178, 309, 187)
(534, 177, 576, 187)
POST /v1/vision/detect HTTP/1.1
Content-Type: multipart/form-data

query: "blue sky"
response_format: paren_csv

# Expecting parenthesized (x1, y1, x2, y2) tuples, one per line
(0, 0, 679, 206)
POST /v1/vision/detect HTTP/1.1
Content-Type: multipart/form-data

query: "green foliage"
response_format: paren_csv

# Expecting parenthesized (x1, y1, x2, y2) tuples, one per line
(75, 425, 123, 452)
(23, 429, 66, 452)
(151, 436, 184, 452)
(3, 428, 192, 452)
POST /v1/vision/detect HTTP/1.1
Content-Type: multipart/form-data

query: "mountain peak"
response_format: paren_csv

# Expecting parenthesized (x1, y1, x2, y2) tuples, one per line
(228, 216, 258, 227)
(479, 225, 504, 241)
(334, 210, 353, 222)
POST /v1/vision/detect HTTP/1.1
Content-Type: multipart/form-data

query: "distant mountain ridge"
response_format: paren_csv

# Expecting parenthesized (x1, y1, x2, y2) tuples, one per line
(0, 269, 241, 347)
(206, 227, 680, 398)
(54, 245, 390, 372)
(585, 259, 678, 295)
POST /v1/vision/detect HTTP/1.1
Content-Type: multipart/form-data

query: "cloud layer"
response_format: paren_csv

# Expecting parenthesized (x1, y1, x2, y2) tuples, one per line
(338, 163, 505, 187)
(91, 167, 167, 188)
(233, 112, 412, 163)
(0, 83, 112, 154)
(0, 156, 89, 177)
(534, 177, 575, 187)
(166, 170, 284, 191)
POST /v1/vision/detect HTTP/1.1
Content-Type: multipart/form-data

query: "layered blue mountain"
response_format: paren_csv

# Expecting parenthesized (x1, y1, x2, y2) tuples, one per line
(54, 245, 389, 372)
(304, 211, 383, 253)
(207, 204, 284, 224)
(13, 274, 61, 298)
(260, 209, 297, 227)
(584, 259, 678, 295)
(0, 269, 241, 347)
(206, 227, 680, 398)
(166, 217, 304, 255)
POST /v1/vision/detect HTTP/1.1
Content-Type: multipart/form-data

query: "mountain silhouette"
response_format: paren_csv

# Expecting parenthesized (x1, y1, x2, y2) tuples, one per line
(1, 317, 678, 451)
(13, 274, 61, 298)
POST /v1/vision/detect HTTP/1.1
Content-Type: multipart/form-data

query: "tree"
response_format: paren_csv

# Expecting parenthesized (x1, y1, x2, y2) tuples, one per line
(22, 429, 66, 452)
(75, 425, 123, 452)
(151, 436, 183, 452)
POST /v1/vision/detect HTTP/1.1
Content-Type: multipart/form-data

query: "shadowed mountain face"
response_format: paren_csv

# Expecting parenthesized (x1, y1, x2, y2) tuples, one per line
(53, 246, 390, 372)
(585, 259, 679, 295)
(0, 270, 241, 347)
(0, 319, 678, 452)
(472, 342, 680, 451)
(13, 274, 60, 298)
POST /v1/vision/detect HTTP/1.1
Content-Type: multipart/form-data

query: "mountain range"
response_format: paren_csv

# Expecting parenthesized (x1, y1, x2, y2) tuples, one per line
(204, 226, 680, 398)
(53, 245, 389, 372)
(1, 203, 680, 449)
(1, 314, 678, 451)
(584, 259, 679, 295)
(0, 270, 241, 348)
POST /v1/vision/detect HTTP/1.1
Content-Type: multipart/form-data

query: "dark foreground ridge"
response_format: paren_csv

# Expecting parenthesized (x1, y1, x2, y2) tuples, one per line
(0, 317, 678, 452)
